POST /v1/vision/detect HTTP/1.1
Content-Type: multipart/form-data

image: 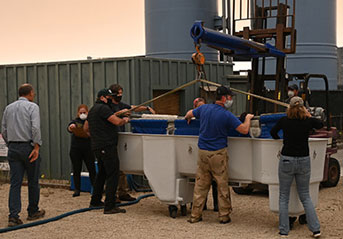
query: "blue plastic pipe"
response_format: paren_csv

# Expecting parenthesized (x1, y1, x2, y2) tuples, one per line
(190, 21, 285, 58)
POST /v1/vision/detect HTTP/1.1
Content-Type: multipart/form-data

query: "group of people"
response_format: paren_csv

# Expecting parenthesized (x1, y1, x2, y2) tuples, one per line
(0, 83, 156, 225)
(68, 84, 155, 213)
(1, 82, 323, 237)
(186, 86, 322, 238)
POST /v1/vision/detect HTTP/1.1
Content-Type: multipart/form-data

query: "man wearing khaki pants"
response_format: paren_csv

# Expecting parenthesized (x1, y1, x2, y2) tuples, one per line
(185, 86, 253, 224)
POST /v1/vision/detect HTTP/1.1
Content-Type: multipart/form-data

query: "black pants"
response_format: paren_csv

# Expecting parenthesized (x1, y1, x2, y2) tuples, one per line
(90, 145, 119, 210)
(69, 146, 96, 191)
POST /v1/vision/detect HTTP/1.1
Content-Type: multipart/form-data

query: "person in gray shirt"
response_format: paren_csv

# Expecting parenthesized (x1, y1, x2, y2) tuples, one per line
(1, 83, 45, 227)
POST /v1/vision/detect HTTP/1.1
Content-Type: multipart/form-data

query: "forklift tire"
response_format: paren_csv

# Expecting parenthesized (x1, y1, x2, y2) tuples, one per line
(232, 185, 254, 195)
(299, 214, 307, 225)
(321, 157, 340, 188)
(180, 205, 187, 216)
(168, 205, 178, 218)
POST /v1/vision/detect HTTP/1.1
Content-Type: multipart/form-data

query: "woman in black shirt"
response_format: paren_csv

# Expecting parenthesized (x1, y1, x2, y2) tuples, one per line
(270, 97, 323, 238)
(68, 104, 96, 197)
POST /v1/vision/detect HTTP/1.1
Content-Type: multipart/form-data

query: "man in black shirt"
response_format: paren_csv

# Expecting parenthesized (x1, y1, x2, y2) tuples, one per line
(84, 88, 129, 214)
(109, 84, 155, 202)
(285, 84, 299, 104)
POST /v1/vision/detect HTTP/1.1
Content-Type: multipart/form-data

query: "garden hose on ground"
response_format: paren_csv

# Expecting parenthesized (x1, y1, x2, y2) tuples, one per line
(0, 193, 154, 234)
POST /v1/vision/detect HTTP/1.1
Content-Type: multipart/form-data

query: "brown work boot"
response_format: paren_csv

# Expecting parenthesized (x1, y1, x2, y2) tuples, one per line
(115, 197, 121, 203)
(187, 217, 202, 223)
(104, 207, 126, 214)
(27, 209, 45, 221)
(8, 217, 23, 227)
(119, 194, 136, 202)
(219, 216, 231, 224)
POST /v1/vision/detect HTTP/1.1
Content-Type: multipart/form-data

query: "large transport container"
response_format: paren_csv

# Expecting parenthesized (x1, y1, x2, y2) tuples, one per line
(118, 131, 327, 215)
(0, 56, 233, 179)
(119, 117, 327, 215)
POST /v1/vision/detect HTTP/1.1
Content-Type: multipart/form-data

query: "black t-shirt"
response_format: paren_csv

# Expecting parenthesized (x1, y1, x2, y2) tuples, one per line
(111, 102, 131, 132)
(67, 118, 91, 149)
(87, 100, 118, 150)
(270, 116, 323, 157)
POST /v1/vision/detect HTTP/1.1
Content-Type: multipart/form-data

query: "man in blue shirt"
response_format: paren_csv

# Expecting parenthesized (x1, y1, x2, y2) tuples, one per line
(185, 86, 254, 224)
(1, 84, 45, 227)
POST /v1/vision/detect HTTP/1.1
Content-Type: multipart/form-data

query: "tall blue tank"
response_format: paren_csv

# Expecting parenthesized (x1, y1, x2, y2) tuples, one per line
(262, 0, 337, 90)
(145, 0, 219, 61)
(287, 0, 337, 90)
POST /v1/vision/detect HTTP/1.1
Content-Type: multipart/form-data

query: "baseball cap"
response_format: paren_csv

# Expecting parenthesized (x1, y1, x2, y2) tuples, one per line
(216, 86, 235, 97)
(97, 88, 115, 98)
(288, 84, 299, 91)
(289, 96, 304, 107)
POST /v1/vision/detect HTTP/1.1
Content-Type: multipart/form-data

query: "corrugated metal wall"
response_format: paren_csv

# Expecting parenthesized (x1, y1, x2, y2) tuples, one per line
(0, 56, 234, 180)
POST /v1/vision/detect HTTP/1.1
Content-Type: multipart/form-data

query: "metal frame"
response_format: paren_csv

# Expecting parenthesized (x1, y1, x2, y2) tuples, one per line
(232, 0, 296, 54)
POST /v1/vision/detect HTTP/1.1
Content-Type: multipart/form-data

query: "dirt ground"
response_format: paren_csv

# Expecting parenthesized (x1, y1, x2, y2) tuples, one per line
(0, 151, 342, 239)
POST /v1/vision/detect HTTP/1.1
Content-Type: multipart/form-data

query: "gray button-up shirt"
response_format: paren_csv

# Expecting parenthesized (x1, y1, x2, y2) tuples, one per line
(1, 97, 42, 146)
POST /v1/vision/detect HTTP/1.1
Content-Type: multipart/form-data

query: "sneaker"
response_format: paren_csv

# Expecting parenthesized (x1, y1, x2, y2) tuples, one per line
(72, 190, 80, 197)
(313, 231, 321, 238)
(219, 217, 231, 224)
(119, 194, 136, 202)
(27, 209, 45, 221)
(8, 217, 23, 227)
(89, 201, 105, 208)
(279, 232, 288, 238)
(187, 217, 202, 223)
(103, 207, 126, 214)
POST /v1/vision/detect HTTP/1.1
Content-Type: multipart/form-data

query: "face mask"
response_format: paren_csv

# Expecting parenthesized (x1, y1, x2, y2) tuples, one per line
(224, 99, 233, 109)
(79, 113, 87, 120)
(288, 91, 295, 97)
(113, 95, 122, 102)
(105, 97, 113, 106)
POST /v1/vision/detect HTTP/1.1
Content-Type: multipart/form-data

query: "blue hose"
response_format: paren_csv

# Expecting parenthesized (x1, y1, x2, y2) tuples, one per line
(0, 193, 154, 234)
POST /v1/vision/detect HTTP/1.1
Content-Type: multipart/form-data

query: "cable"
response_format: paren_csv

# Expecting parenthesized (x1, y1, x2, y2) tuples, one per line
(0, 193, 154, 234)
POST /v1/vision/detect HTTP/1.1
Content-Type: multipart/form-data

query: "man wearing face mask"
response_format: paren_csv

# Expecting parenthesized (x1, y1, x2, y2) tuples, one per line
(285, 84, 299, 104)
(84, 88, 129, 214)
(185, 86, 254, 224)
(109, 84, 155, 202)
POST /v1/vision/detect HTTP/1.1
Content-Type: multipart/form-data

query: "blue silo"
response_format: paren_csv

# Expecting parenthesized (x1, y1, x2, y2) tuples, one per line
(145, 0, 219, 61)
(261, 0, 337, 90)
(287, 0, 337, 90)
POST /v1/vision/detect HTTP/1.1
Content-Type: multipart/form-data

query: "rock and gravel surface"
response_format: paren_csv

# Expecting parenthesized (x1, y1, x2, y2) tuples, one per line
(0, 150, 342, 239)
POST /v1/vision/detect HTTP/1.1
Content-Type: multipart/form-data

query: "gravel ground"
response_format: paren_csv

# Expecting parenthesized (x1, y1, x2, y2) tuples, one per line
(0, 150, 342, 239)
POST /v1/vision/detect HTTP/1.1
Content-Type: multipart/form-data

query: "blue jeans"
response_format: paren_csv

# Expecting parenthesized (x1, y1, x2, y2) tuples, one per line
(278, 155, 320, 235)
(7, 142, 41, 219)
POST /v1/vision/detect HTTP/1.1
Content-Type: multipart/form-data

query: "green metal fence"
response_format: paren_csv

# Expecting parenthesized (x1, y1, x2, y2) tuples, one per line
(0, 56, 234, 179)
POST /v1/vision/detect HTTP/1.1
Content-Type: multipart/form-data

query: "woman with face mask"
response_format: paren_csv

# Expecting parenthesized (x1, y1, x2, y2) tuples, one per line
(67, 104, 97, 197)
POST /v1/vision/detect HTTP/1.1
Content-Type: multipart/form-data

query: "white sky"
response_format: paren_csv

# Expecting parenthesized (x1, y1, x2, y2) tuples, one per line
(0, 0, 342, 65)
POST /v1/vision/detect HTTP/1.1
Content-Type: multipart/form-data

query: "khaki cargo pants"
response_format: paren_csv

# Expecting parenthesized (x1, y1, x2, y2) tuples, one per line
(190, 147, 232, 221)
(117, 170, 129, 197)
